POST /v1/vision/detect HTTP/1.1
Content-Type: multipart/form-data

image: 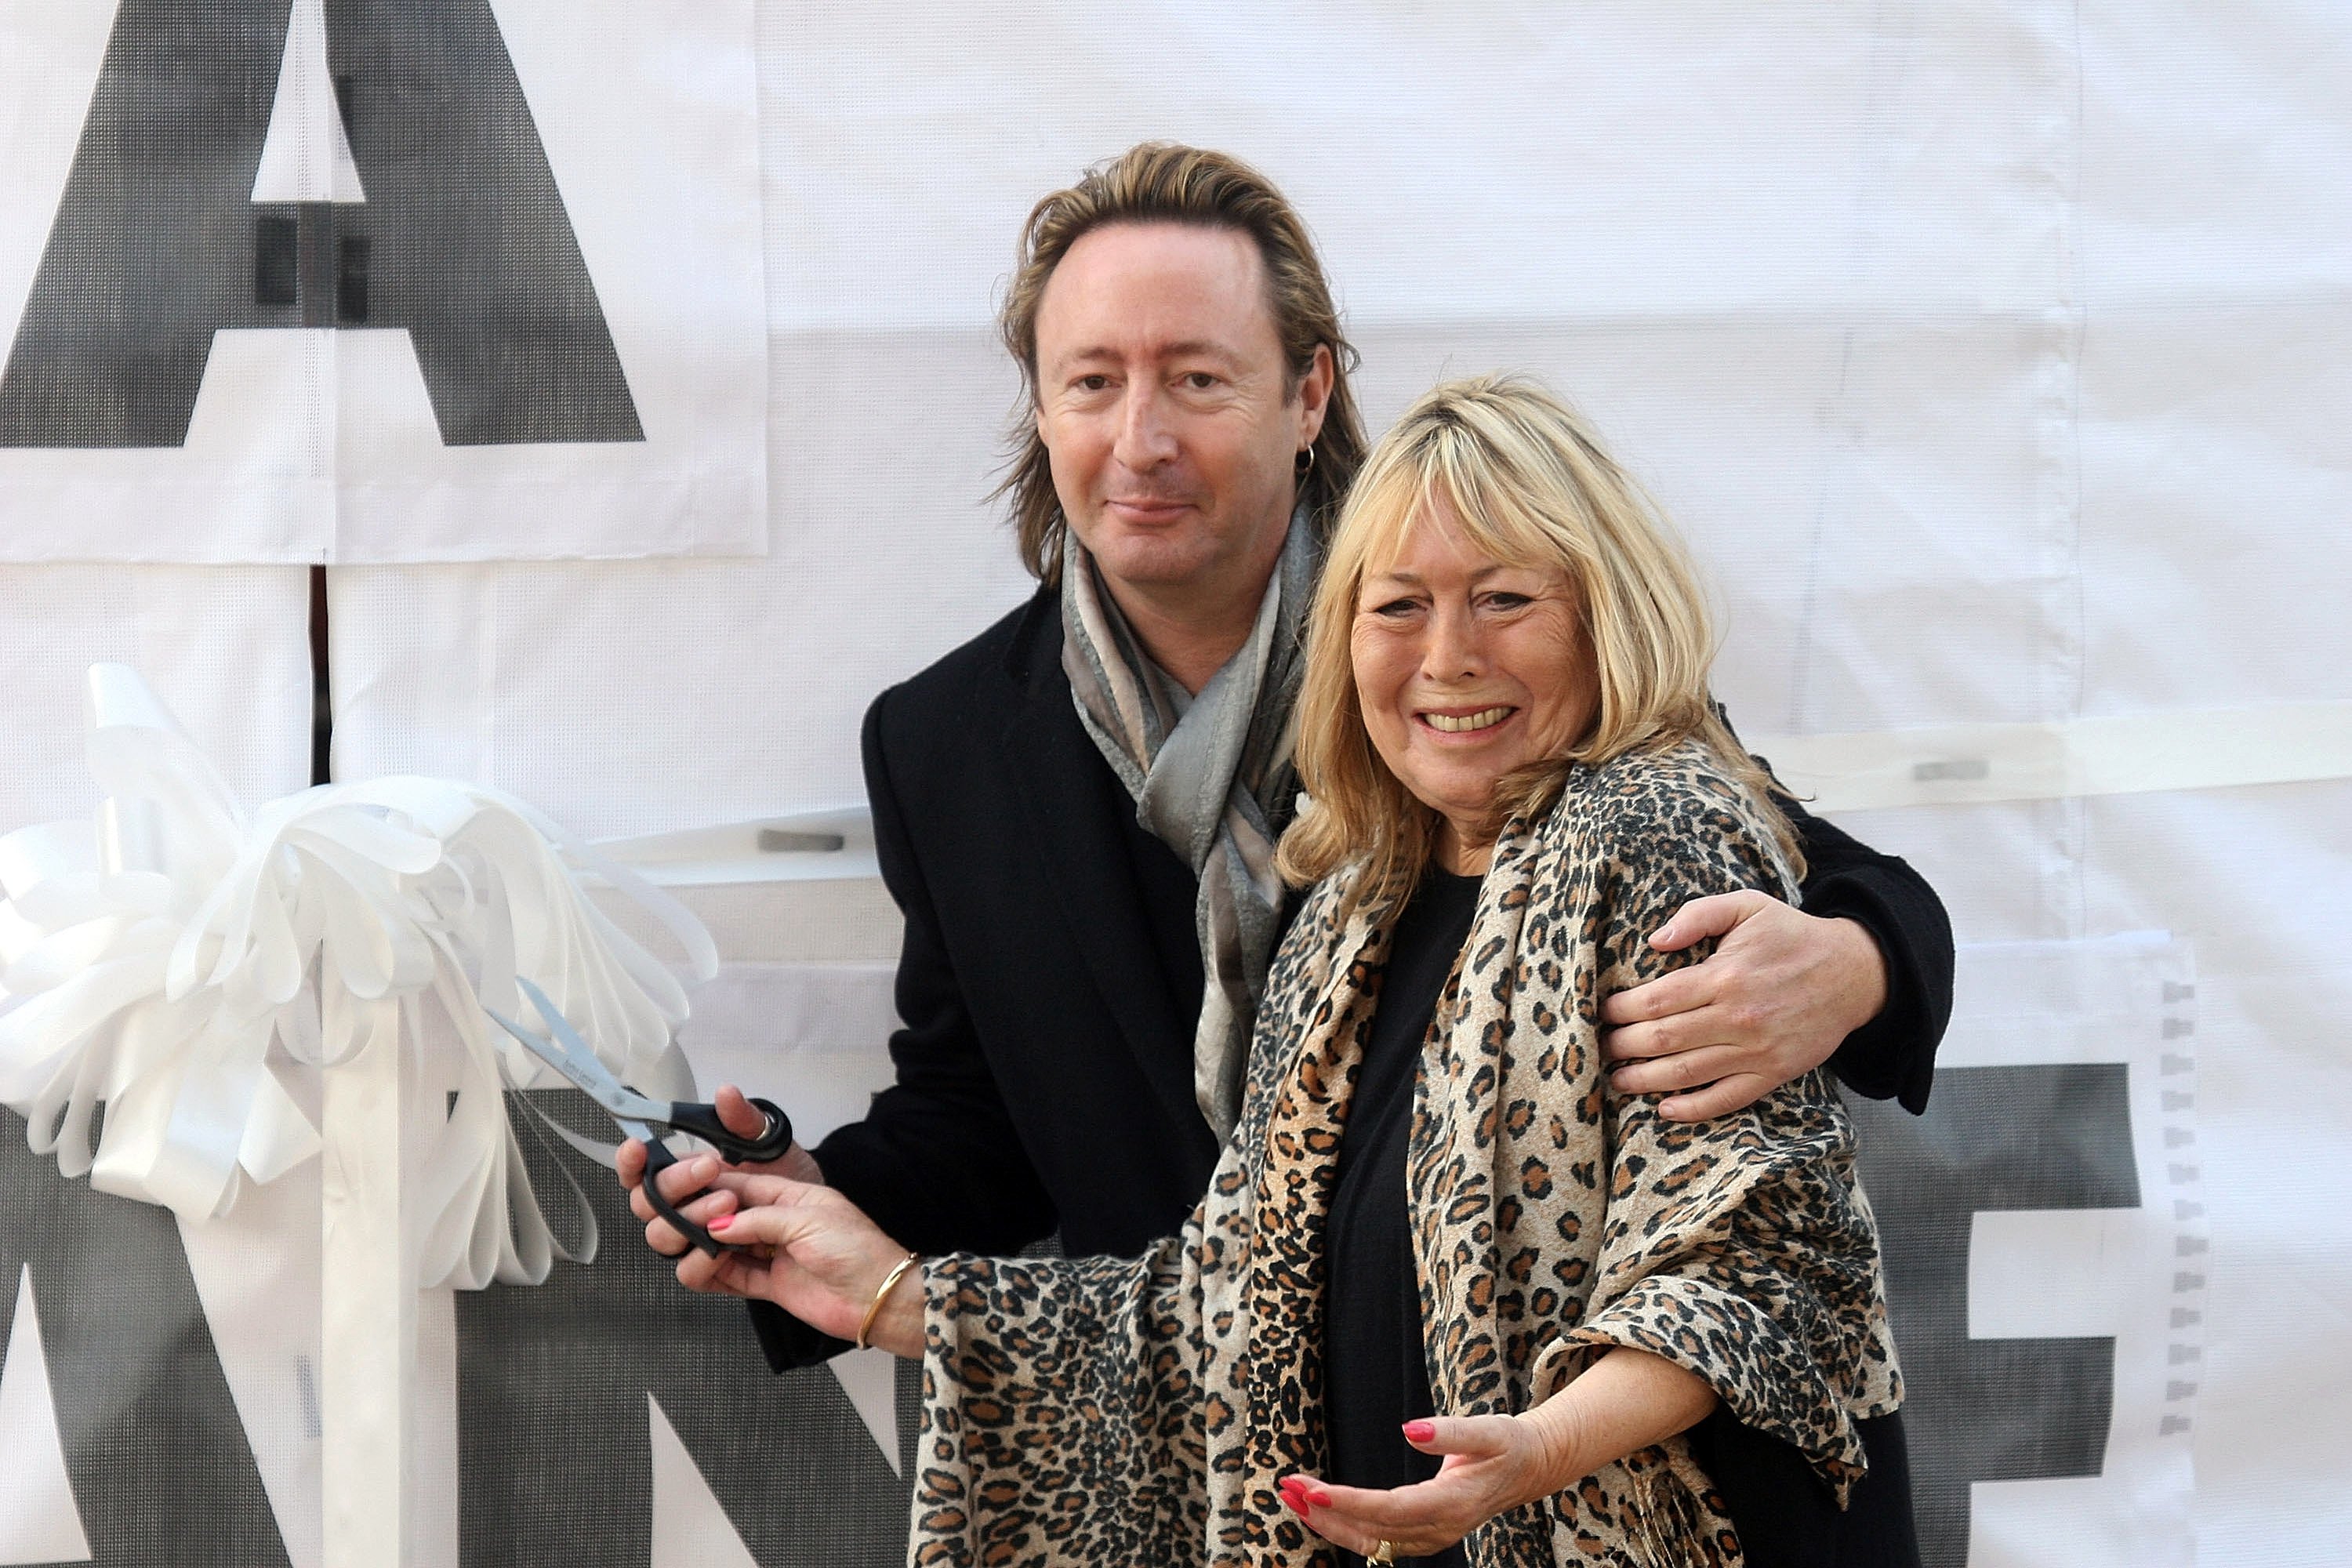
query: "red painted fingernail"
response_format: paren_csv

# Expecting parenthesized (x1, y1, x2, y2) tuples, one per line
(1403, 1419, 1436, 1442)
(707, 1214, 732, 1232)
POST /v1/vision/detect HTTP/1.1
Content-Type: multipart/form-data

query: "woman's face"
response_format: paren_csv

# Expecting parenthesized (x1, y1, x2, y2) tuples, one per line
(1350, 503, 1595, 873)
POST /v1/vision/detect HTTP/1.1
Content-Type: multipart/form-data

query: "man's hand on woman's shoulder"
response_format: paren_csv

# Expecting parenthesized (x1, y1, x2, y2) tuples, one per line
(1601, 890, 1889, 1120)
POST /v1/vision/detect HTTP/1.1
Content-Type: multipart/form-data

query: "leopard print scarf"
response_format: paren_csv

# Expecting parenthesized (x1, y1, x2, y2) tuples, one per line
(914, 742, 1902, 1568)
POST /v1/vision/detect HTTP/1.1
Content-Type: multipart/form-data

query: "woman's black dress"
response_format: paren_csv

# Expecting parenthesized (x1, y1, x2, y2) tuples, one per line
(1321, 870, 1922, 1568)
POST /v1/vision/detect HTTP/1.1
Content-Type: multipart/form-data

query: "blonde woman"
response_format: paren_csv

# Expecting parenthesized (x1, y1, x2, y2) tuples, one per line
(677, 376, 1915, 1566)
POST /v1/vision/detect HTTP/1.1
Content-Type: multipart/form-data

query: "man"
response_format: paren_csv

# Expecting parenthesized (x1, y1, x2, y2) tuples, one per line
(623, 144, 1951, 1374)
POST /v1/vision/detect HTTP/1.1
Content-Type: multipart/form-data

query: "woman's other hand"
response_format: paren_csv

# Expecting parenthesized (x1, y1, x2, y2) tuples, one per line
(1285, 1348, 1717, 1558)
(1279, 1414, 1557, 1560)
(638, 1162, 925, 1357)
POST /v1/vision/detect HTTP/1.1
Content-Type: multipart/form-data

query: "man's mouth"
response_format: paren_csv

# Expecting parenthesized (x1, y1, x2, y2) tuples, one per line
(1421, 705, 1515, 735)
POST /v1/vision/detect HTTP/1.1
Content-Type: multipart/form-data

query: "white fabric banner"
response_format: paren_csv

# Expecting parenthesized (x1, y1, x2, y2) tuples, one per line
(318, 5, 2351, 1566)
(0, 565, 314, 822)
(4, 3, 2349, 1567)
(0, 0, 768, 564)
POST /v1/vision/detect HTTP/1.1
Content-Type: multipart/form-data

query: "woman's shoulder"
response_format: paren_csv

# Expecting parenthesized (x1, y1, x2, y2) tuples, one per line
(1560, 735, 1757, 826)
(1543, 737, 1794, 889)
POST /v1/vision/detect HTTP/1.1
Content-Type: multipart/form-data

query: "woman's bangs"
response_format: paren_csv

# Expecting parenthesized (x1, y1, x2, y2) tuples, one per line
(1335, 459, 1437, 594)
(1422, 437, 1588, 583)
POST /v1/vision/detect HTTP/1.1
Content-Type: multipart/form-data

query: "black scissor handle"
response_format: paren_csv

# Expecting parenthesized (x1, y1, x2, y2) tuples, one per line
(641, 1137, 729, 1258)
(662, 1097, 795, 1165)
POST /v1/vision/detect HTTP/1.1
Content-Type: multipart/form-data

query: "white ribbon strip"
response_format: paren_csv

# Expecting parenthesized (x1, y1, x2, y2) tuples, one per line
(1751, 699, 2352, 813)
(0, 664, 718, 1290)
(321, 984, 408, 1568)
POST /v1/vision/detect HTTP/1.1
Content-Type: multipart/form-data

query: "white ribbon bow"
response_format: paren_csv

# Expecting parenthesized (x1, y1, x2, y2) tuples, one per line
(0, 665, 718, 1288)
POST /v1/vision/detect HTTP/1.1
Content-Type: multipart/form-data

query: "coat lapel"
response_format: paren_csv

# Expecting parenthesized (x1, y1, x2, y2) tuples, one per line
(1003, 648, 1210, 1148)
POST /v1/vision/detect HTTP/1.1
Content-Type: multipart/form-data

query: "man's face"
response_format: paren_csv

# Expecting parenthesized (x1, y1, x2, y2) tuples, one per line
(1033, 222, 1328, 601)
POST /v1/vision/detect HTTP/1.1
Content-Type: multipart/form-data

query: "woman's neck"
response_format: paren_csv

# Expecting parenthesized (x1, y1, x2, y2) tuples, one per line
(1434, 819, 1492, 877)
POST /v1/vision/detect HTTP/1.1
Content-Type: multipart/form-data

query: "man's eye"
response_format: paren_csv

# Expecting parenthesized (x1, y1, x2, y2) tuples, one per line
(1074, 375, 1111, 393)
(1184, 372, 1219, 390)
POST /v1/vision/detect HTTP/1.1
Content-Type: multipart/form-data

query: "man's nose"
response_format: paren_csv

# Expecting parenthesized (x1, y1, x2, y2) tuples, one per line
(1112, 383, 1178, 469)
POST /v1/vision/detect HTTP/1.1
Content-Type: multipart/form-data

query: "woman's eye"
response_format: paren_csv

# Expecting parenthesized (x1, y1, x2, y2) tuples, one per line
(1075, 375, 1110, 393)
(1484, 592, 1532, 611)
(1367, 597, 1419, 619)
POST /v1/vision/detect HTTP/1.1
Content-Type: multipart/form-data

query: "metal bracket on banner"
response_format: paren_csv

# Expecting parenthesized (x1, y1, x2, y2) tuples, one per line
(590, 807, 879, 886)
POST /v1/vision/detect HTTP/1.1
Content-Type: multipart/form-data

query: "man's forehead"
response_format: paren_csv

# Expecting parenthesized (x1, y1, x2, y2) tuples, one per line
(1055, 336, 1245, 368)
(1035, 221, 1278, 362)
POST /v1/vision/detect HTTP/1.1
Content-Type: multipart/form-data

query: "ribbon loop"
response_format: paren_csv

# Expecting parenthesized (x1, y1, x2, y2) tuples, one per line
(0, 666, 713, 1288)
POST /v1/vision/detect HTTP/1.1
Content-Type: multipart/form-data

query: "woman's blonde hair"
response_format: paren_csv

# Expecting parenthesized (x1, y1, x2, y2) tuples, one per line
(993, 142, 1367, 584)
(1276, 374, 1802, 913)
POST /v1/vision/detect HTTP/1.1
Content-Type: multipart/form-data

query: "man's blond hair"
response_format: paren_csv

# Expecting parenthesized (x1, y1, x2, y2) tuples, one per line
(994, 142, 1366, 584)
(1276, 374, 1802, 913)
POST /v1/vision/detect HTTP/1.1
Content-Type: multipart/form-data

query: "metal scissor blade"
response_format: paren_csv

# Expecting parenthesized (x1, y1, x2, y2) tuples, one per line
(486, 979, 670, 1127)
(484, 1004, 669, 1131)
(612, 1115, 661, 1145)
(480, 1002, 600, 1096)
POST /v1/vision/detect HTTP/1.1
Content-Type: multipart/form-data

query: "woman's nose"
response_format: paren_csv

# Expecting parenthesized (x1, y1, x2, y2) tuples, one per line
(1421, 601, 1485, 681)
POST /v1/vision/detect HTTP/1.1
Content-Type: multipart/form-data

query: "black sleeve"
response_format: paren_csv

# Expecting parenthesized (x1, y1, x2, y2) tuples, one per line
(1777, 786, 1953, 1113)
(748, 688, 1059, 1372)
(1722, 712, 1955, 1117)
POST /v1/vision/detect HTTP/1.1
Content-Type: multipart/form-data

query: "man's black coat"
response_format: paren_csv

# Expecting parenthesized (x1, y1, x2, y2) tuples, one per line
(753, 586, 1955, 1369)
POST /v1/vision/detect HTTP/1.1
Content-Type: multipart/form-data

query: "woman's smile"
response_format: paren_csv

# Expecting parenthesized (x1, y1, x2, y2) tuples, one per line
(1418, 704, 1518, 735)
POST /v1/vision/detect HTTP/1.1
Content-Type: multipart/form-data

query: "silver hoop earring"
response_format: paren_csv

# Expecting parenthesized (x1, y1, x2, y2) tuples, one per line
(1296, 445, 1316, 477)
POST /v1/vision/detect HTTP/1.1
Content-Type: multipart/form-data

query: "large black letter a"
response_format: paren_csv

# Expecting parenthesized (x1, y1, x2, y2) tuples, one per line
(0, 1, 644, 448)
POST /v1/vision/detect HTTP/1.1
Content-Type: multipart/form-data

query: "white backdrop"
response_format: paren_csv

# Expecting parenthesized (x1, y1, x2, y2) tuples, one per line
(2, 3, 2348, 1566)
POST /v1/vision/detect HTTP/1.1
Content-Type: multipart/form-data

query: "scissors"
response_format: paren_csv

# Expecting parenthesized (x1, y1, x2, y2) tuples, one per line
(484, 976, 794, 1258)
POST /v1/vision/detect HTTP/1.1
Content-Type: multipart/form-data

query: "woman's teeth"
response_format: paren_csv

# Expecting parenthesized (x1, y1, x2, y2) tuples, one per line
(1424, 706, 1514, 734)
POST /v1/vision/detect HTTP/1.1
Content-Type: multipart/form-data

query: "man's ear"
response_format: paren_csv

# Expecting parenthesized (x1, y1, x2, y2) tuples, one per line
(1295, 342, 1335, 445)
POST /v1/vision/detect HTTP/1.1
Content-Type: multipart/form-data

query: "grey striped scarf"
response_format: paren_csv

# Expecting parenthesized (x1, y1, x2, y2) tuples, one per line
(1059, 512, 1316, 1141)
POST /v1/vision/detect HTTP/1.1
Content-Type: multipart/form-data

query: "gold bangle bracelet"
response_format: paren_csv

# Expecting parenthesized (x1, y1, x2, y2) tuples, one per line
(855, 1250, 922, 1352)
